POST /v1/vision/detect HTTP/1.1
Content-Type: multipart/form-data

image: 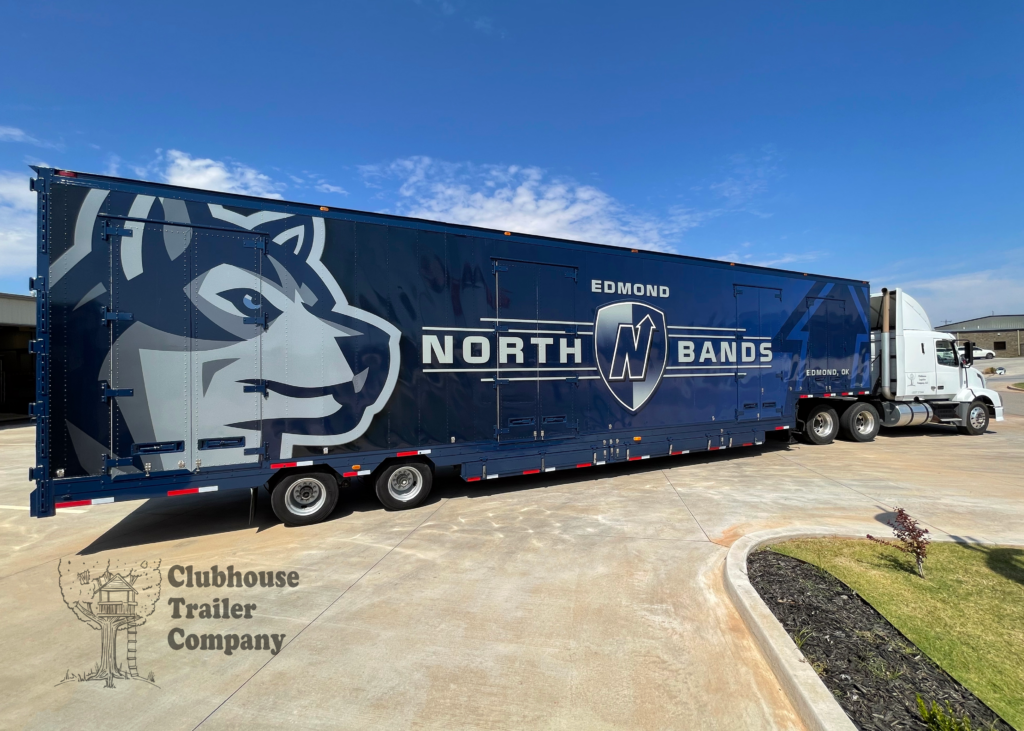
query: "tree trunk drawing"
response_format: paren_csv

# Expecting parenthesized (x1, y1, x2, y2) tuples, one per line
(72, 603, 132, 688)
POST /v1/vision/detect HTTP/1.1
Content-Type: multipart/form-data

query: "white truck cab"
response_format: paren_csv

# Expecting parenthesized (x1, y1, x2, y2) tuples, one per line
(869, 288, 1004, 432)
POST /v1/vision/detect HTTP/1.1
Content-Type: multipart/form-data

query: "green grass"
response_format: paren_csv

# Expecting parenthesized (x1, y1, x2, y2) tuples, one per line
(770, 538, 1024, 729)
(1012, 382, 1024, 390)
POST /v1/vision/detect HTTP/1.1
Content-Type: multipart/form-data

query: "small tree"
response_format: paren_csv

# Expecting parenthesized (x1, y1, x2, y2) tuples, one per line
(58, 557, 162, 688)
(868, 507, 930, 578)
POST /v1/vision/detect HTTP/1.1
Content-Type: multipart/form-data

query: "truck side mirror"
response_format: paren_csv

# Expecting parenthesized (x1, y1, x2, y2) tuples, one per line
(962, 343, 974, 367)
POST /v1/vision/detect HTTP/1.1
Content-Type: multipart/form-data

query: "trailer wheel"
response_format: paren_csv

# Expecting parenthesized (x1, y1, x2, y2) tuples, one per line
(271, 472, 339, 526)
(375, 462, 433, 510)
(839, 402, 879, 442)
(957, 400, 989, 436)
(801, 405, 839, 445)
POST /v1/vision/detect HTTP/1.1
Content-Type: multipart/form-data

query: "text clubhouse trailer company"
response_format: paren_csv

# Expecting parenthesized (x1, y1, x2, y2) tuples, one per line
(165, 565, 300, 657)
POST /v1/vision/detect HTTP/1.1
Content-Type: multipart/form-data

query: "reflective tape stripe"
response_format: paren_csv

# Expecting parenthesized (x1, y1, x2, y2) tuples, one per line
(523, 469, 540, 475)
(576, 463, 592, 468)
(466, 476, 481, 482)
(396, 449, 432, 458)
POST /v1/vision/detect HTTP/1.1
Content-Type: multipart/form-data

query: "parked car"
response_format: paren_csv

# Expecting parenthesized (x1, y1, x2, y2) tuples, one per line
(996, 367, 1006, 375)
(958, 346, 996, 360)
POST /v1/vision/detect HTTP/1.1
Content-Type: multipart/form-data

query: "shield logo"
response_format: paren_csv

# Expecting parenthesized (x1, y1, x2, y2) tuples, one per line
(594, 302, 668, 412)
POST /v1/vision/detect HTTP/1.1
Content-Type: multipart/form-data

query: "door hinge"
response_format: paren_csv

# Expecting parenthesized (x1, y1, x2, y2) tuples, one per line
(101, 308, 134, 324)
(492, 262, 509, 273)
(101, 384, 134, 401)
(244, 238, 267, 253)
(28, 339, 46, 354)
(564, 269, 577, 281)
(28, 400, 47, 416)
(243, 441, 269, 458)
(100, 220, 134, 241)
(243, 312, 269, 330)
(494, 426, 510, 436)
(491, 379, 510, 388)
(564, 375, 579, 383)
(243, 380, 269, 396)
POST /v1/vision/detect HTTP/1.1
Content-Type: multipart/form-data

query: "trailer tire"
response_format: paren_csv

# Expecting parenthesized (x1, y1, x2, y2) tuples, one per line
(957, 400, 989, 436)
(271, 472, 339, 526)
(801, 405, 839, 445)
(839, 402, 880, 442)
(375, 462, 433, 510)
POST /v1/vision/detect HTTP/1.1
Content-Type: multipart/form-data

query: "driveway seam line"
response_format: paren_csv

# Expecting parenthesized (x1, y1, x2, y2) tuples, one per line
(191, 498, 450, 730)
(660, 469, 722, 546)
(774, 453, 955, 536)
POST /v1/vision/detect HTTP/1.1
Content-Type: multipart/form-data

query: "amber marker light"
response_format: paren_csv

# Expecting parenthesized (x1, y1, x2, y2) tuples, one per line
(633, 436, 642, 442)
(352, 465, 361, 470)
(504, 231, 511, 235)
(320, 206, 329, 211)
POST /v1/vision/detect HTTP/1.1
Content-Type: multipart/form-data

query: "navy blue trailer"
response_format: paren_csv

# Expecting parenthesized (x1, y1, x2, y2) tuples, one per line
(27, 167, 871, 524)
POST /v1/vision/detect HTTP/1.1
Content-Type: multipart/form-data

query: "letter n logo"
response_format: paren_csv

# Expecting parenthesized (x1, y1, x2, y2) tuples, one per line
(594, 302, 667, 412)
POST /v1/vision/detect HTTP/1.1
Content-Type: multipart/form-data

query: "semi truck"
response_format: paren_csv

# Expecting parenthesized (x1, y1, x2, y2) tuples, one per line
(25, 167, 1004, 525)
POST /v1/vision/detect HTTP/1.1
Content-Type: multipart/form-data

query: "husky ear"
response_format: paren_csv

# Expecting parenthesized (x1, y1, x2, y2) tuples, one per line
(159, 198, 193, 261)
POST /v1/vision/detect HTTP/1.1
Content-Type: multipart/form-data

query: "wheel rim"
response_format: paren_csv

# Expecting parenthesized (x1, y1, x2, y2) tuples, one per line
(811, 411, 834, 438)
(285, 477, 327, 516)
(969, 406, 987, 430)
(388, 466, 423, 502)
(853, 409, 876, 435)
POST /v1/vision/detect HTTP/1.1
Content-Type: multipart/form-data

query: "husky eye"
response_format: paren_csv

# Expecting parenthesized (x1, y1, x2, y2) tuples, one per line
(219, 288, 283, 323)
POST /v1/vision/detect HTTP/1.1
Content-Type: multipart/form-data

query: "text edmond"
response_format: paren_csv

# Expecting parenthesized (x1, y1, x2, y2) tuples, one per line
(591, 280, 670, 298)
(168, 564, 300, 589)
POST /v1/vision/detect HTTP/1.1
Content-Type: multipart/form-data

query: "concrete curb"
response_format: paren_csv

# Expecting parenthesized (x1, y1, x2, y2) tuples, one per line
(724, 527, 858, 731)
(725, 528, 1024, 731)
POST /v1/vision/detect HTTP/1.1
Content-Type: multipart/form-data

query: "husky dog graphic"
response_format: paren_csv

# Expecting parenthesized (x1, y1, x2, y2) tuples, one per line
(50, 189, 400, 475)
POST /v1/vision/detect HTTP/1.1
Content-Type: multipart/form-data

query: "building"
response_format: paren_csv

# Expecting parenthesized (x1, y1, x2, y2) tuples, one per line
(0, 293, 35, 418)
(96, 574, 139, 617)
(937, 315, 1024, 358)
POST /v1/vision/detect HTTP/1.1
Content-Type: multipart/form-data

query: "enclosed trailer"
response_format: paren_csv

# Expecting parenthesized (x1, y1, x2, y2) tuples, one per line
(25, 168, 1001, 524)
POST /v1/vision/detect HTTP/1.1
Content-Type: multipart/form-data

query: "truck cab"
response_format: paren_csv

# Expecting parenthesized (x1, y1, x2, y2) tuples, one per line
(868, 288, 1003, 429)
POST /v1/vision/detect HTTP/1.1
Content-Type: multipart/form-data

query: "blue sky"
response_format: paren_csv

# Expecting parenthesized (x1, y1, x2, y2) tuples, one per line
(1, 0, 1022, 324)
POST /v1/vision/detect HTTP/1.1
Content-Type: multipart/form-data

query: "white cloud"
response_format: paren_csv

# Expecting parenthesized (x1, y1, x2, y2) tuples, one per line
(315, 182, 347, 195)
(0, 125, 60, 149)
(889, 255, 1024, 326)
(0, 171, 38, 277)
(159, 150, 284, 198)
(362, 156, 698, 251)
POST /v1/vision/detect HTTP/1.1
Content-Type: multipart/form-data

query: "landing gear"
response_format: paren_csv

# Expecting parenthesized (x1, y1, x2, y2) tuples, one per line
(957, 400, 989, 436)
(801, 404, 839, 445)
(839, 402, 880, 443)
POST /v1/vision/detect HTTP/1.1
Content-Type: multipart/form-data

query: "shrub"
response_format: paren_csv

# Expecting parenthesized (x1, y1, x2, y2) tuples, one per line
(868, 507, 931, 578)
(917, 695, 989, 730)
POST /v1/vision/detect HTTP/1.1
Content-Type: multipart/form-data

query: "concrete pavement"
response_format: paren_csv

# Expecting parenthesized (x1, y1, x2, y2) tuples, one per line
(1, 414, 1021, 730)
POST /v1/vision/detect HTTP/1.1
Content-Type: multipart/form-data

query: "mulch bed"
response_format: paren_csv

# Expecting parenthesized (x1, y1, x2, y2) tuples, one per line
(747, 550, 1012, 731)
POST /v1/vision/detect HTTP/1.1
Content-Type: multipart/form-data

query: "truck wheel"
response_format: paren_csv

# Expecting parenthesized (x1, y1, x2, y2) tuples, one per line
(839, 402, 879, 442)
(801, 405, 839, 445)
(957, 400, 989, 436)
(271, 472, 339, 526)
(375, 462, 433, 510)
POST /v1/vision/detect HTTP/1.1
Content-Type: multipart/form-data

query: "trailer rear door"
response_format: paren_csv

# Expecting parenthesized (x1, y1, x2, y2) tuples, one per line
(806, 297, 849, 393)
(494, 260, 578, 443)
(735, 285, 784, 421)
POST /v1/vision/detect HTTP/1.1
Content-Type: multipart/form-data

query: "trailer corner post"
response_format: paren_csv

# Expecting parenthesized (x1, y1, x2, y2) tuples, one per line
(30, 167, 55, 518)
